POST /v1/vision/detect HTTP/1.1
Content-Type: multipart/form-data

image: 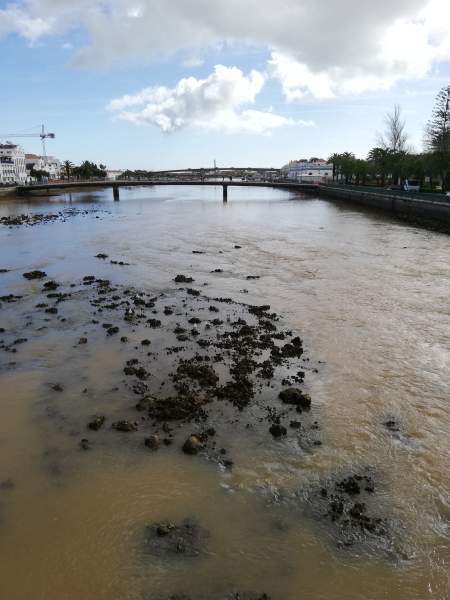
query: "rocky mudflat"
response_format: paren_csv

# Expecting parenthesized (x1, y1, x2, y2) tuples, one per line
(0, 257, 406, 564)
(0, 207, 108, 227)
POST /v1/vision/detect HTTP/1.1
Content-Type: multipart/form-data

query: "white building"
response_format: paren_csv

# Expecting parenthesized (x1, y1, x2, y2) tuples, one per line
(25, 154, 62, 180)
(281, 158, 333, 183)
(0, 143, 27, 184)
(106, 169, 124, 181)
(0, 156, 16, 185)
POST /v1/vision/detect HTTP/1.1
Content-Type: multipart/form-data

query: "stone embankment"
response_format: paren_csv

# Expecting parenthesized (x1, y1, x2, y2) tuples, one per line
(319, 184, 450, 229)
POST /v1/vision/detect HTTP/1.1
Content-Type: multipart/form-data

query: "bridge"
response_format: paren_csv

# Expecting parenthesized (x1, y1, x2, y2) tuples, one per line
(14, 179, 450, 228)
(16, 179, 319, 202)
(119, 166, 281, 179)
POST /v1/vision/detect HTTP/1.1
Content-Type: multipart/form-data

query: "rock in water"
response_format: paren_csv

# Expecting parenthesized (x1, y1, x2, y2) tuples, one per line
(279, 388, 311, 409)
(145, 435, 160, 450)
(23, 270, 47, 280)
(269, 424, 287, 438)
(143, 518, 209, 557)
(112, 420, 138, 432)
(182, 435, 202, 455)
(174, 274, 194, 283)
(80, 438, 91, 450)
(88, 416, 105, 431)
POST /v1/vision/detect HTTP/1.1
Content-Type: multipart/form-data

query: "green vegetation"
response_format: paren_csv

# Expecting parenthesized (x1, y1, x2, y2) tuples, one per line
(119, 169, 154, 179)
(424, 86, 450, 189)
(30, 168, 50, 182)
(70, 161, 107, 179)
(329, 87, 450, 191)
(63, 160, 74, 180)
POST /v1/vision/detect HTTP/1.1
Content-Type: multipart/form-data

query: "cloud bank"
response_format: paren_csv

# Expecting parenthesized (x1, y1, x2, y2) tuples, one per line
(1, 0, 450, 100)
(108, 65, 315, 134)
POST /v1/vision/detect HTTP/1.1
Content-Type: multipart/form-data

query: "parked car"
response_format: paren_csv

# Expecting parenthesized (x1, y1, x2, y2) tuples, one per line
(402, 179, 420, 192)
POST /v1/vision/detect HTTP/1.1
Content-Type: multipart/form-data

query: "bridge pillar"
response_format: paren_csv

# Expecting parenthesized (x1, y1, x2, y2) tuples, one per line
(223, 184, 228, 202)
(113, 186, 120, 201)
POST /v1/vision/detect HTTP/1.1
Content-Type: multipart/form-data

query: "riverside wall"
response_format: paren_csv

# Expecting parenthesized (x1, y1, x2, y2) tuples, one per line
(319, 185, 450, 228)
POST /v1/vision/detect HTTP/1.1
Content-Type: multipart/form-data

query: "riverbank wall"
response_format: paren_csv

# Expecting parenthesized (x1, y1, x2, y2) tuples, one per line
(0, 186, 17, 197)
(318, 185, 450, 229)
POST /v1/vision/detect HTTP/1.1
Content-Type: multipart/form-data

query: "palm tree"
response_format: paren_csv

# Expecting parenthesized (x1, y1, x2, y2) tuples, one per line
(63, 160, 74, 181)
(328, 152, 356, 183)
(328, 153, 341, 182)
(367, 147, 394, 186)
(354, 159, 369, 185)
(340, 152, 356, 184)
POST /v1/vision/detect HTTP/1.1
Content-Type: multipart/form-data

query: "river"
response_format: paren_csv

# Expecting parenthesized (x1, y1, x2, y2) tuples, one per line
(0, 185, 449, 600)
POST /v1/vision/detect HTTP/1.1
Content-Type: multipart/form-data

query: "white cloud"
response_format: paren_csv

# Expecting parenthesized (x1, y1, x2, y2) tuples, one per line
(269, 0, 450, 99)
(1, 1, 450, 97)
(268, 52, 399, 101)
(0, 5, 52, 42)
(181, 57, 205, 69)
(108, 65, 315, 134)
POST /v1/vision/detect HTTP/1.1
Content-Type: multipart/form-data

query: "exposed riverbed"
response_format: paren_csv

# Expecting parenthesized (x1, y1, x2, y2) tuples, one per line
(0, 186, 449, 600)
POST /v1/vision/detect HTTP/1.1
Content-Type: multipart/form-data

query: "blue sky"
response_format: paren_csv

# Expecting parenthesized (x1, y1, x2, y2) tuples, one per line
(1, 0, 450, 170)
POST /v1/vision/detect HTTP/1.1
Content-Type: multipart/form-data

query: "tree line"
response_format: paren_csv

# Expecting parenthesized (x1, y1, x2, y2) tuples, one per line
(329, 86, 450, 191)
(62, 160, 107, 180)
(31, 160, 108, 182)
(118, 169, 154, 179)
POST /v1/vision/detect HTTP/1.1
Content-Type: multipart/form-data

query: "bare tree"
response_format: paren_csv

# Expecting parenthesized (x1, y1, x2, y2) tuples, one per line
(376, 104, 408, 153)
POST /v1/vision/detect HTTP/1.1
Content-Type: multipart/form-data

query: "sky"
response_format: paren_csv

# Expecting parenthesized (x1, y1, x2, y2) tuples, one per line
(1, 0, 450, 170)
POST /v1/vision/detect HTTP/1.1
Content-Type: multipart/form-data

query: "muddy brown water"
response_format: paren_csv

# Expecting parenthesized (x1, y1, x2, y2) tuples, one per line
(0, 185, 449, 600)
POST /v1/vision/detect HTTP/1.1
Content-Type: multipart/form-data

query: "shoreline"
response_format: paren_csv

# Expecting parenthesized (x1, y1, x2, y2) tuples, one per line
(0, 186, 17, 197)
(6, 179, 450, 233)
(317, 184, 450, 231)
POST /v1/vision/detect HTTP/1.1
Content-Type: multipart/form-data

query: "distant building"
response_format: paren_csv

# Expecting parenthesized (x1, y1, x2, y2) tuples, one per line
(281, 157, 332, 183)
(25, 154, 41, 172)
(0, 156, 16, 185)
(106, 170, 124, 181)
(0, 143, 27, 184)
(25, 154, 62, 179)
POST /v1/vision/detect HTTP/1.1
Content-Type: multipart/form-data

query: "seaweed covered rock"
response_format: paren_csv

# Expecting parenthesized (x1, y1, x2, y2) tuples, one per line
(143, 518, 209, 557)
(305, 469, 391, 550)
(174, 274, 194, 283)
(145, 435, 161, 450)
(141, 394, 207, 422)
(278, 388, 311, 409)
(112, 420, 138, 432)
(182, 435, 203, 455)
(269, 424, 287, 438)
(88, 415, 105, 431)
(23, 270, 47, 280)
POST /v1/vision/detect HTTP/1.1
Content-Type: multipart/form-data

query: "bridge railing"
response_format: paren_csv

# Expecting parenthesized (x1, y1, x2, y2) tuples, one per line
(18, 177, 321, 190)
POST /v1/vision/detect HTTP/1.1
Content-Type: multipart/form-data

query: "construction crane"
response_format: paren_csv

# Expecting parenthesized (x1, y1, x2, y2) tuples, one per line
(0, 125, 55, 159)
